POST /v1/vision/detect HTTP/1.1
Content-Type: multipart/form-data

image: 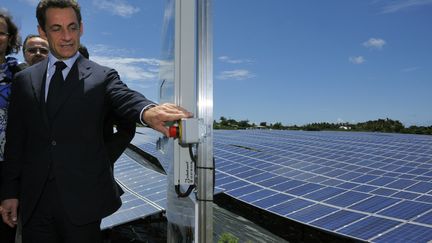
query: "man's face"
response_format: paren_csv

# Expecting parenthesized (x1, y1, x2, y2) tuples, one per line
(24, 37, 49, 66)
(38, 7, 83, 60)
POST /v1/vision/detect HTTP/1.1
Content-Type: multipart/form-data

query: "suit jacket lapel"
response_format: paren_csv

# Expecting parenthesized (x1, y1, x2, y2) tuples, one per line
(30, 59, 48, 105)
(30, 59, 50, 129)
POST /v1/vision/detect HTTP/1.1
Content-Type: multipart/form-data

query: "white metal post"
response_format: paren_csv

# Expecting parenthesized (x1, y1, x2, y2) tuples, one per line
(196, 0, 214, 242)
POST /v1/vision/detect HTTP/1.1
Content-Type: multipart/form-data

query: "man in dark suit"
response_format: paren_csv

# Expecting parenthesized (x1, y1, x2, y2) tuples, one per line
(0, 1, 191, 242)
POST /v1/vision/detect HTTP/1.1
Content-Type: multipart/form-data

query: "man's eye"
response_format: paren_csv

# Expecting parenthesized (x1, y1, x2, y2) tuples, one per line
(70, 25, 79, 31)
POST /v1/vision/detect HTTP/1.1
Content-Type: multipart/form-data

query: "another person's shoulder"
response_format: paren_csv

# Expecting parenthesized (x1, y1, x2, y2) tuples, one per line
(13, 59, 45, 80)
(80, 57, 113, 73)
(82, 58, 120, 80)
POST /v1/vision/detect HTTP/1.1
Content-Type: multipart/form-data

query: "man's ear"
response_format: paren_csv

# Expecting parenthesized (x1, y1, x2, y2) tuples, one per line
(37, 25, 47, 40)
(79, 21, 84, 37)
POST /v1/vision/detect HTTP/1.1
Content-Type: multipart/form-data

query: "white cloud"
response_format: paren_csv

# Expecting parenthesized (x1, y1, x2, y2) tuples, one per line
(218, 56, 253, 64)
(217, 69, 255, 80)
(380, 0, 432, 14)
(92, 55, 160, 85)
(363, 38, 386, 49)
(349, 56, 366, 64)
(93, 0, 140, 17)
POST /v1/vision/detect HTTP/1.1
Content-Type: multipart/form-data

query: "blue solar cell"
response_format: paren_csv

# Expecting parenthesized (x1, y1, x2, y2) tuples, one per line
(379, 201, 432, 220)
(337, 182, 358, 190)
(407, 168, 430, 175)
(222, 180, 250, 191)
(323, 169, 348, 177)
(313, 167, 333, 174)
(281, 169, 303, 178)
(324, 191, 370, 207)
(398, 173, 417, 180)
(336, 172, 363, 181)
(252, 193, 294, 209)
(351, 174, 378, 183)
(227, 166, 253, 175)
(270, 179, 304, 191)
(379, 164, 400, 171)
(368, 176, 395, 186)
(235, 168, 263, 178)
(306, 175, 328, 183)
(216, 175, 237, 186)
(287, 204, 337, 223)
(238, 189, 274, 202)
(392, 191, 420, 200)
(336, 216, 400, 241)
(267, 198, 313, 216)
(349, 196, 399, 213)
(417, 195, 432, 203)
(292, 172, 316, 180)
(286, 183, 323, 196)
(353, 167, 372, 174)
(257, 176, 288, 187)
(320, 178, 344, 186)
(373, 223, 432, 243)
(247, 172, 276, 183)
(371, 188, 398, 197)
(385, 178, 417, 190)
(226, 184, 262, 197)
(406, 181, 432, 194)
(416, 157, 432, 163)
(311, 210, 366, 231)
(304, 187, 345, 201)
(425, 170, 432, 177)
(414, 211, 432, 225)
(353, 184, 378, 193)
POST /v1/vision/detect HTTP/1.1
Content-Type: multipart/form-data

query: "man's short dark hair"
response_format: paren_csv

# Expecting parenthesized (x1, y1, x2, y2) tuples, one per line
(22, 34, 42, 53)
(36, 0, 82, 32)
(0, 10, 21, 55)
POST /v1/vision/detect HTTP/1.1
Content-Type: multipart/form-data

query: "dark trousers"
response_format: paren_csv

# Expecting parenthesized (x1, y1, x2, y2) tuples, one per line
(22, 179, 102, 243)
(0, 163, 17, 243)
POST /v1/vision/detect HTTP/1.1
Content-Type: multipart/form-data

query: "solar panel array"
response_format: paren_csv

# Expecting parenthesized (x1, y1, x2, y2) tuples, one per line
(101, 153, 167, 229)
(131, 128, 432, 242)
(213, 130, 432, 242)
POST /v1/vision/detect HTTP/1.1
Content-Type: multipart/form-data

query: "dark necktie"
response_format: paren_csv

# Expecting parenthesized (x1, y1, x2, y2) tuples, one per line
(47, 61, 67, 122)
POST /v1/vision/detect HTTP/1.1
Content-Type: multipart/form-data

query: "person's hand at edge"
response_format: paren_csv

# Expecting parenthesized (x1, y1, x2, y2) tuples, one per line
(143, 103, 193, 136)
(1, 199, 19, 228)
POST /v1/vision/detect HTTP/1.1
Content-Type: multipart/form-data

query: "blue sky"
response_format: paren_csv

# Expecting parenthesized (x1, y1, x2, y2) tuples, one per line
(2, 0, 432, 126)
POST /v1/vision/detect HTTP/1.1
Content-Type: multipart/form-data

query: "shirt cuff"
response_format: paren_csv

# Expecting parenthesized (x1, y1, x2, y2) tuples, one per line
(139, 104, 157, 126)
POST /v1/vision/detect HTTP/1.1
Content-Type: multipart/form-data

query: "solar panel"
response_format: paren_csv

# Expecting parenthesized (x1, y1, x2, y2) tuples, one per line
(132, 128, 432, 242)
(101, 153, 166, 229)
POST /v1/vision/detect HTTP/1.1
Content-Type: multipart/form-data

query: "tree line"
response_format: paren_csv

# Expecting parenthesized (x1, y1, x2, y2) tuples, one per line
(214, 117, 432, 135)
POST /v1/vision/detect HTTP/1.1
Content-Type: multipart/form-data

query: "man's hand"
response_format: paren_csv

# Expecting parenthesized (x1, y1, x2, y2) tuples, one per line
(1, 199, 19, 228)
(143, 103, 193, 136)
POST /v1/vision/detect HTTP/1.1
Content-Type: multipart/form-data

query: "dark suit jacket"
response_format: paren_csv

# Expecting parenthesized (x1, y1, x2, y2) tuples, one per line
(1, 56, 153, 225)
(103, 113, 136, 165)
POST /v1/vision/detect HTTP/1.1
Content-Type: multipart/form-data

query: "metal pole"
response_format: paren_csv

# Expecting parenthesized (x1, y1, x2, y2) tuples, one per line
(196, 0, 214, 242)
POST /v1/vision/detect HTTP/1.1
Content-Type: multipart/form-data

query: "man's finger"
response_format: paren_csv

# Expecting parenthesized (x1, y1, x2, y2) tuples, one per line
(1, 211, 14, 228)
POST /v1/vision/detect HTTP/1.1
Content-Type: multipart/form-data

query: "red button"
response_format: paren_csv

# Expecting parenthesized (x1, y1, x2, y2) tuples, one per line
(169, 126, 178, 138)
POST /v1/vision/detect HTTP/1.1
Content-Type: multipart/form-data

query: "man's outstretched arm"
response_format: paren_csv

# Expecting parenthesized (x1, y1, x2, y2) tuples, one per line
(142, 103, 192, 137)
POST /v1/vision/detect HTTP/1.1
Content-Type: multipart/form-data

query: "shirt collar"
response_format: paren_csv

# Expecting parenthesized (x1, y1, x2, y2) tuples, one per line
(48, 52, 81, 70)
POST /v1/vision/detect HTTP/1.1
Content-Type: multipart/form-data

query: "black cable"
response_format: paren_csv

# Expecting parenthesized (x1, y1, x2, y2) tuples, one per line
(188, 144, 197, 164)
(175, 184, 195, 198)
